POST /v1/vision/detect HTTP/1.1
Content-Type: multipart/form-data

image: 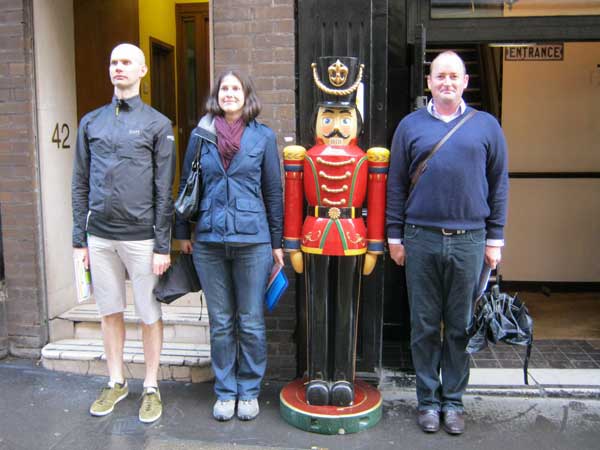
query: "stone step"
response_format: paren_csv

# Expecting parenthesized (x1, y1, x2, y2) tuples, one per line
(41, 339, 213, 383)
(59, 303, 210, 344)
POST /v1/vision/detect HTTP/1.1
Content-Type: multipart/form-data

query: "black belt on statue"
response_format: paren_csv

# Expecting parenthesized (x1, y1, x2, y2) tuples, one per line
(307, 206, 363, 220)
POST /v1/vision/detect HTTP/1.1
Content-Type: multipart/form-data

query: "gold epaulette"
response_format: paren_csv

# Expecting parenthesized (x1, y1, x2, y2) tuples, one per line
(283, 145, 306, 161)
(366, 147, 390, 163)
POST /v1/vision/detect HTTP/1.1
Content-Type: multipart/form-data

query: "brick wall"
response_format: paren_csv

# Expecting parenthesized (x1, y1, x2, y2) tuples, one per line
(213, 0, 297, 380)
(0, 0, 47, 357)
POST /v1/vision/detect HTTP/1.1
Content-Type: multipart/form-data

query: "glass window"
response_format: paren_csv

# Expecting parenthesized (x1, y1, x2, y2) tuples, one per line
(431, 1, 600, 19)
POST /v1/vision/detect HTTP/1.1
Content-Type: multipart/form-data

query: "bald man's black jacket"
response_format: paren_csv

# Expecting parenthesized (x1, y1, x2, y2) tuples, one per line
(72, 95, 176, 254)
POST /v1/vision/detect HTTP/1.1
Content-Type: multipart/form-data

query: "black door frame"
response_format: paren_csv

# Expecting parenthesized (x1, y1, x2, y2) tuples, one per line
(407, 0, 600, 45)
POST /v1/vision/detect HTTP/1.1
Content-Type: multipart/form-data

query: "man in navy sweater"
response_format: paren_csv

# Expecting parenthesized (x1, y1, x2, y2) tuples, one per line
(386, 51, 508, 435)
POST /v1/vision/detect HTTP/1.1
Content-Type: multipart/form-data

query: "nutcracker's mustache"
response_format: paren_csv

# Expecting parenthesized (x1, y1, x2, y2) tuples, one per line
(324, 129, 349, 139)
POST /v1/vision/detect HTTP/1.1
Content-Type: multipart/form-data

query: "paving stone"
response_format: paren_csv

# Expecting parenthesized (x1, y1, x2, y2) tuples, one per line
(124, 363, 146, 380)
(88, 360, 109, 376)
(191, 365, 214, 383)
(172, 366, 191, 380)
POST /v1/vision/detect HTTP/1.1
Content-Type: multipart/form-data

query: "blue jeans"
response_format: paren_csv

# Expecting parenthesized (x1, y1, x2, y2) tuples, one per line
(403, 225, 485, 412)
(193, 242, 273, 401)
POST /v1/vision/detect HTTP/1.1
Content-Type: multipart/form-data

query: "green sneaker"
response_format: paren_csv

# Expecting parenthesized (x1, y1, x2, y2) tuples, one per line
(139, 387, 162, 423)
(89, 381, 128, 416)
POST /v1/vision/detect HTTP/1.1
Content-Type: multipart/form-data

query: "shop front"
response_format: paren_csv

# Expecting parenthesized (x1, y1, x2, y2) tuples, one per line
(1, 0, 598, 380)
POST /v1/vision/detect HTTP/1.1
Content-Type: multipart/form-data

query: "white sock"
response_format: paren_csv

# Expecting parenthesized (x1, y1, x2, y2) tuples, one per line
(108, 379, 125, 388)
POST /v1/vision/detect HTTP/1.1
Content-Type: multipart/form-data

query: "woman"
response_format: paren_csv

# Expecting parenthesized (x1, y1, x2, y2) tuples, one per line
(175, 71, 284, 422)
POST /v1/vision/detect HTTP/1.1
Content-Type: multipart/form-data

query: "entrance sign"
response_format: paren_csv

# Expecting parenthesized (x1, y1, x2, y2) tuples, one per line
(505, 44, 564, 61)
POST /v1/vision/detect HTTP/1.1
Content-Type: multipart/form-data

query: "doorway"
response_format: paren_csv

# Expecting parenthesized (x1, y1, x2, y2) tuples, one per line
(176, 2, 210, 161)
(383, 2, 600, 371)
(33, 0, 212, 341)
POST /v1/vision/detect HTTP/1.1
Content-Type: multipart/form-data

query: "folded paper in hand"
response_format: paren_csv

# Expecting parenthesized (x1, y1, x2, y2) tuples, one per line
(265, 263, 288, 312)
(73, 255, 92, 303)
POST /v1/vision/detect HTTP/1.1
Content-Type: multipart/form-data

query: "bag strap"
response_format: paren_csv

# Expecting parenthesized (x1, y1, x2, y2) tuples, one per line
(409, 109, 477, 194)
(191, 136, 203, 170)
(524, 331, 533, 385)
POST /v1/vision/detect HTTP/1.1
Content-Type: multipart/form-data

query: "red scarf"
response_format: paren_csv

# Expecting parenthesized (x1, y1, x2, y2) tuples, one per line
(215, 116, 245, 171)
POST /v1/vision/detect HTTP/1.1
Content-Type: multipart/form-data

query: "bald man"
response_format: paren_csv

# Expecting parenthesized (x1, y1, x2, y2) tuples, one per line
(72, 43, 176, 423)
(386, 51, 508, 435)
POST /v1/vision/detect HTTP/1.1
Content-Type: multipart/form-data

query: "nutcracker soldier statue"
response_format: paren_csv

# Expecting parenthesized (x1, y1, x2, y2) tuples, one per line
(282, 56, 389, 413)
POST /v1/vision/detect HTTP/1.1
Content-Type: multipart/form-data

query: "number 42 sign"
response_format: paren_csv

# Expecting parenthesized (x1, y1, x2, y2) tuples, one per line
(51, 122, 71, 149)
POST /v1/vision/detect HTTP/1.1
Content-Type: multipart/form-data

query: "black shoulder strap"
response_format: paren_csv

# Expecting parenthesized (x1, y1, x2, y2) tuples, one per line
(409, 109, 477, 195)
(192, 136, 204, 167)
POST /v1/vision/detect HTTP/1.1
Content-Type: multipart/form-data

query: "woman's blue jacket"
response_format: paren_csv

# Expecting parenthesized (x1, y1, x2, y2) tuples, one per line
(174, 115, 283, 249)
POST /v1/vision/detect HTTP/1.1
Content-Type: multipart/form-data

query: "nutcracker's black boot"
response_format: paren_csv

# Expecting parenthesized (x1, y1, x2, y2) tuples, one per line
(306, 380, 330, 406)
(331, 380, 354, 406)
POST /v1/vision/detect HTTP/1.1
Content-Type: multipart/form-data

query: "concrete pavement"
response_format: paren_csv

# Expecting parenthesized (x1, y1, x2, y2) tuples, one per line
(1, 357, 599, 450)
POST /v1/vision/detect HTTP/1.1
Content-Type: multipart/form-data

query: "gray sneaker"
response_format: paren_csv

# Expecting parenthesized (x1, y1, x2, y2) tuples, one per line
(213, 399, 236, 421)
(237, 398, 259, 421)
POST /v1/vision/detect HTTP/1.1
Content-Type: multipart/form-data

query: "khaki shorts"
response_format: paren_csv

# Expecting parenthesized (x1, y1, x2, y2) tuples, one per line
(87, 235, 161, 324)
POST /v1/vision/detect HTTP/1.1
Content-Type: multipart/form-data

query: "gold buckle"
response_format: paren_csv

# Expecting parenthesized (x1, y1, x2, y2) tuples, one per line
(328, 207, 341, 220)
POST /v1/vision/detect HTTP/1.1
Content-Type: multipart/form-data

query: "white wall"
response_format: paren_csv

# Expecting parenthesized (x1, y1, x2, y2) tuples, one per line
(504, 1, 600, 17)
(501, 42, 600, 281)
(503, 180, 600, 282)
(33, 0, 78, 319)
(502, 43, 600, 172)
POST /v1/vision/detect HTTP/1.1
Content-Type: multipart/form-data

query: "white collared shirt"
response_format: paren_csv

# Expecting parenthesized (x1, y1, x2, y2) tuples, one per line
(427, 99, 466, 123)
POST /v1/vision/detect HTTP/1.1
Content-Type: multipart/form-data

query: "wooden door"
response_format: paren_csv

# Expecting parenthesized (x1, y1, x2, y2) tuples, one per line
(73, 0, 139, 121)
(297, 0, 388, 149)
(176, 3, 210, 163)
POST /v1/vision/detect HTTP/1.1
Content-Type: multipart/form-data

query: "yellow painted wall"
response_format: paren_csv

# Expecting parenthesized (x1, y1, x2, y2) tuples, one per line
(138, 0, 176, 106)
(139, 0, 209, 107)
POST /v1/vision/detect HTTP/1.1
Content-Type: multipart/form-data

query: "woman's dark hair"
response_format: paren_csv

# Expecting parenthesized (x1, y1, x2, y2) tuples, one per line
(205, 70, 261, 123)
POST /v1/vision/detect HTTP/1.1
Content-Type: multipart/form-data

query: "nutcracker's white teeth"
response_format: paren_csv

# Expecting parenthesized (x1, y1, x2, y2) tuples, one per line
(329, 138, 343, 145)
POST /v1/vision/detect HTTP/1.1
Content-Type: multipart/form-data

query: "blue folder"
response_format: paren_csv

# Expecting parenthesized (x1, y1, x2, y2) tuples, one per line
(265, 264, 288, 312)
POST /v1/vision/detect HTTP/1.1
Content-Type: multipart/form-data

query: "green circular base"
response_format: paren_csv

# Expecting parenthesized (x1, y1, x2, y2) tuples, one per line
(279, 379, 382, 435)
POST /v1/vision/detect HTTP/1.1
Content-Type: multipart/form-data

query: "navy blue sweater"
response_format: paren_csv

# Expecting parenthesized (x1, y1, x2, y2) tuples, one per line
(386, 107, 508, 241)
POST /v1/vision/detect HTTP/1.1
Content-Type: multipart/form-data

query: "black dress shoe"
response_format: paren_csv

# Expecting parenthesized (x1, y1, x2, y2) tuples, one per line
(443, 410, 465, 435)
(330, 381, 354, 406)
(306, 380, 329, 406)
(417, 409, 440, 433)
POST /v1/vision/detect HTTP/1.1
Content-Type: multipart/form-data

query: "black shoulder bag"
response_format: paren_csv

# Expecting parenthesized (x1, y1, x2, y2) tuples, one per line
(154, 253, 202, 305)
(175, 137, 203, 221)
